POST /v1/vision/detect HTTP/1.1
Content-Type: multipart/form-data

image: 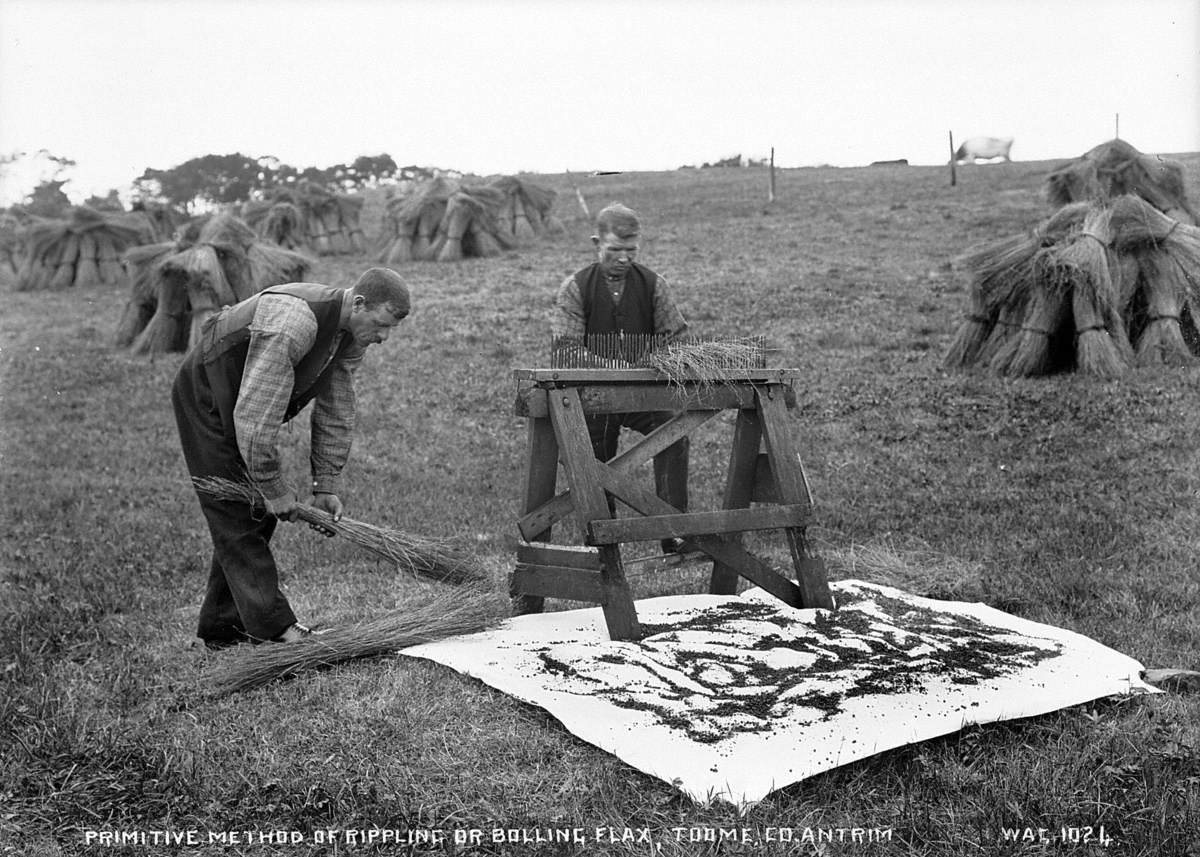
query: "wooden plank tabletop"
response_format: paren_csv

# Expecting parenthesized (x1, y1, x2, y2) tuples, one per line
(512, 367, 799, 383)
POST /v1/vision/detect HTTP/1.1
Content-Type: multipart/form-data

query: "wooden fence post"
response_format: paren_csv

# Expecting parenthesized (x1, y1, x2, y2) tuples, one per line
(565, 169, 591, 220)
(948, 130, 957, 187)
(768, 147, 776, 203)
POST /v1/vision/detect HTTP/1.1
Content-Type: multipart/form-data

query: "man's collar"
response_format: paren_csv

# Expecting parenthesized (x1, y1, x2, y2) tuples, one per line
(338, 289, 355, 329)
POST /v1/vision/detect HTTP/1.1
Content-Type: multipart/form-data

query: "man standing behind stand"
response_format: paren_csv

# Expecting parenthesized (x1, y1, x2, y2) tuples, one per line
(172, 267, 410, 650)
(553, 202, 690, 554)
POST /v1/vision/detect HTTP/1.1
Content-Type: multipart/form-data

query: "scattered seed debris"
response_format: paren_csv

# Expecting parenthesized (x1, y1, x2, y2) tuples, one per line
(525, 586, 1063, 743)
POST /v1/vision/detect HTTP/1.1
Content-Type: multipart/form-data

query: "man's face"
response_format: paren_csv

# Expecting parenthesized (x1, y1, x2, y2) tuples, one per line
(348, 300, 405, 347)
(593, 231, 639, 279)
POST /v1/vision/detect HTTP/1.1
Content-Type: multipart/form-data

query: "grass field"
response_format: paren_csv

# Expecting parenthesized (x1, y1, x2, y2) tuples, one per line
(3, 156, 1200, 856)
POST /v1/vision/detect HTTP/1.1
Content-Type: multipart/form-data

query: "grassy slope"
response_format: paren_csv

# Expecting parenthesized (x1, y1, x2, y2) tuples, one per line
(2, 157, 1199, 855)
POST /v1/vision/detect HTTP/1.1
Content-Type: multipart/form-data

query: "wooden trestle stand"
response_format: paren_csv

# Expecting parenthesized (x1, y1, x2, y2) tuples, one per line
(511, 366, 835, 640)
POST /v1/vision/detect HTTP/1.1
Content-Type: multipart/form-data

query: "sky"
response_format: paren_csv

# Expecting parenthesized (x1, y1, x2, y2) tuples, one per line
(0, 0, 1197, 205)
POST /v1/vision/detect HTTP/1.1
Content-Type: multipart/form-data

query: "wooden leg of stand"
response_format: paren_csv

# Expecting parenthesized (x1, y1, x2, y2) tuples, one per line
(512, 416, 558, 615)
(711, 408, 761, 595)
(757, 389, 835, 609)
(549, 387, 640, 640)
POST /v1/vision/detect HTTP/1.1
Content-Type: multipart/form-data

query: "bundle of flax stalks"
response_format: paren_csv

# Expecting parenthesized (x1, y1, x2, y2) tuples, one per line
(433, 187, 513, 261)
(960, 137, 1200, 376)
(129, 201, 180, 243)
(946, 195, 1200, 376)
(374, 178, 513, 262)
(550, 334, 769, 380)
(195, 474, 500, 695)
(243, 183, 367, 255)
(114, 214, 312, 354)
(294, 181, 366, 255)
(192, 476, 487, 586)
(0, 212, 22, 286)
(945, 202, 1089, 372)
(647, 335, 769, 385)
(487, 175, 563, 242)
(1108, 195, 1200, 366)
(1038, 207, 1133, 378)
(375, 176, 456, 263)
(1046, 139, 1197, 225)
(242, 200, 307, 251)
(15, 206, 147, 290)
(200, 585, 508, 697)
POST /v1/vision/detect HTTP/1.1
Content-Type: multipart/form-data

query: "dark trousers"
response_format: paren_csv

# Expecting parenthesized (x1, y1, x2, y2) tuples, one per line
(586, 411, 690, 518)
(171, 352, 297, 645)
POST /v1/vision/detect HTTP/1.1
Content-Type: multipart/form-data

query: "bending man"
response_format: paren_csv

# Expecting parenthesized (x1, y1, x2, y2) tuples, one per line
(172, 267, 410, 649)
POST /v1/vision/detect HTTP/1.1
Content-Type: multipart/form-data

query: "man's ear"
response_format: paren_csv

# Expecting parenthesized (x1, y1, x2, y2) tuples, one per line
(352, 294, 367, 310)
(591, 235, 600, 249)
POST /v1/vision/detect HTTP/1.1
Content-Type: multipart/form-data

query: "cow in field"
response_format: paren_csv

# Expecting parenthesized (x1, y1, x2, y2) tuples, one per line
(953, 136, 1014, 164)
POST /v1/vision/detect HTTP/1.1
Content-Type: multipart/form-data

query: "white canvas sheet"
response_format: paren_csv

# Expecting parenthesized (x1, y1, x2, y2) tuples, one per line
(401, 580, 1157, 807)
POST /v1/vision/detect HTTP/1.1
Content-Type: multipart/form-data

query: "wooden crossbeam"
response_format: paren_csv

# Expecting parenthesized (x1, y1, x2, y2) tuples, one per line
(596, 468, 804, 608)
(511, 565, 607, 603)
(516, 382, 795, 418)
(517, 409, 722, 541)
(516, 542, 600, 569)
(514, 368, 797, 383)
(587, 504, 811, 545)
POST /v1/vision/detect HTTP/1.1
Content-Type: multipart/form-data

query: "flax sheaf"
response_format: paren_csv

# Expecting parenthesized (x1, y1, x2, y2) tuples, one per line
(192, 476, 501, 695)
(202, 587, 507, 697)
(114, 213, 313, 355)
(191, 476, 487, 587)
(946, 191, 1200, 375)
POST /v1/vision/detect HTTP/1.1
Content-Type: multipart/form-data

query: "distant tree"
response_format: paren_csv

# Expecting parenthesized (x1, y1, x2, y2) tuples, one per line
(274, 154, 398, 193)
(342, 153, 398, 190)
(298, 165, 334, 185)
(133, 153, 284, 212)
(133, 152, 410, 210)
(24, 179, 72, 217)
(83, 189, 125, 212)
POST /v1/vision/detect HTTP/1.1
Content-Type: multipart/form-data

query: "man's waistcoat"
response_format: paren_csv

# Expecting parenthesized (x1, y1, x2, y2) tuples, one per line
(576, 262, 658, 335)
(198, 283, 351, 423)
